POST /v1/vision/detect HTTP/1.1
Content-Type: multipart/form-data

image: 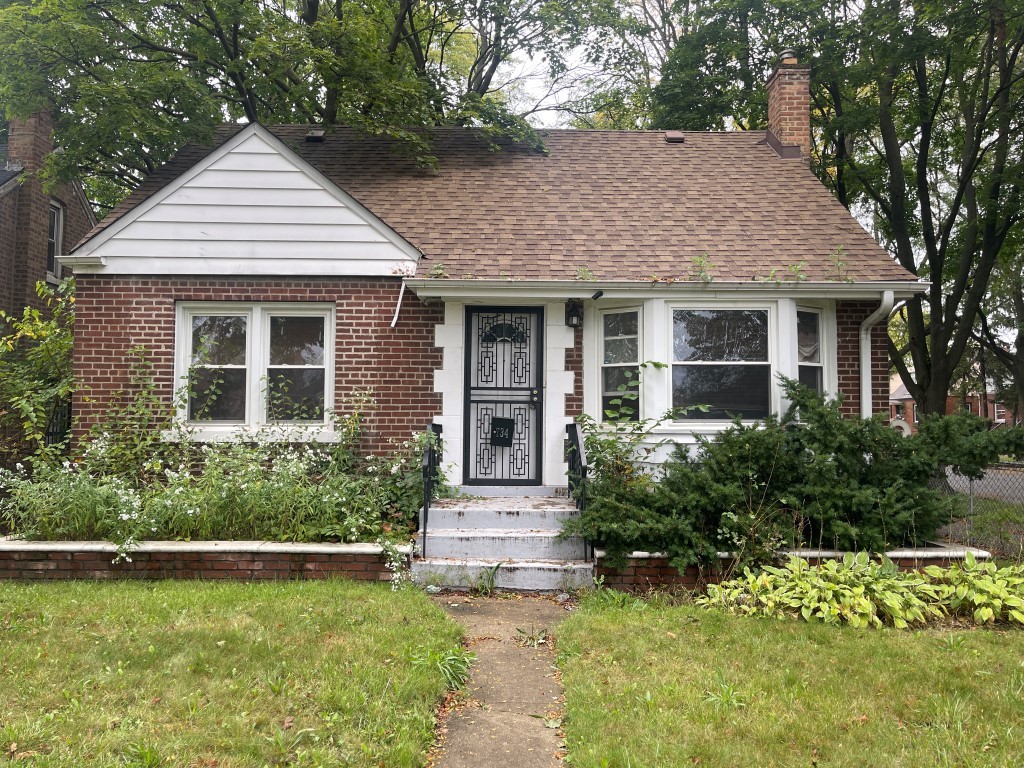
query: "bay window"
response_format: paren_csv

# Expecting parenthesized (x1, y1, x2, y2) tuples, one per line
(178, 303, 333, 430)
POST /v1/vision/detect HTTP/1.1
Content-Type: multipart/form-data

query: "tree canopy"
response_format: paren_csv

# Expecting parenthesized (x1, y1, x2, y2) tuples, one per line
(652, 0, 1024, 416)
(0, 0, 567, 210)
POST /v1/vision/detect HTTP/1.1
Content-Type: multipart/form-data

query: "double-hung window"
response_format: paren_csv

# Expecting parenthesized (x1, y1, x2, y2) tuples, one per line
(601, 309, 641, 421)
(672, 309, 771, 419)
(47, 203, 63, 280)
(796, 309, 824, 393)
(179, 303, 333, 430)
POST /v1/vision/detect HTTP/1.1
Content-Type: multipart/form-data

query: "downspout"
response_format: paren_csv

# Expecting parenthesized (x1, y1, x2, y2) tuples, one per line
(390, 280, 407, 328)
(859, 290, 894, 419)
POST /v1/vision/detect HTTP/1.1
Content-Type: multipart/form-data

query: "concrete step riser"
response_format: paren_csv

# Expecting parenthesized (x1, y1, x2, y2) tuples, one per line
(412, 560, 594, 591)
(457, 486, 566, 497)
(424, 508, 579, 530)
(422, 533, 588, 561)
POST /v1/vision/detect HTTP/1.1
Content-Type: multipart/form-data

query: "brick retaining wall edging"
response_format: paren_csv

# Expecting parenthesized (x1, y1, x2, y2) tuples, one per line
(594, 545, 994, 592)
(0, 539, 412, 582)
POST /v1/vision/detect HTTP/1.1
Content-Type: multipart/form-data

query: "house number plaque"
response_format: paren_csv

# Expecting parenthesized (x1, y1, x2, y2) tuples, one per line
(490, 417, 516, 447)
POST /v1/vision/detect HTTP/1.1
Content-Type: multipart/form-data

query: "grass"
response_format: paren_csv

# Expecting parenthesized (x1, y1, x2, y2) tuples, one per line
(559, 595, 1024, 767)
(0, 580, 462, 767)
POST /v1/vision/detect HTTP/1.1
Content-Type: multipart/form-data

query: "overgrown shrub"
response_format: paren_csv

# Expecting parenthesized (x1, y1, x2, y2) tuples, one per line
(698, 552, 1024, 629)
(565, 380, 1024, 572)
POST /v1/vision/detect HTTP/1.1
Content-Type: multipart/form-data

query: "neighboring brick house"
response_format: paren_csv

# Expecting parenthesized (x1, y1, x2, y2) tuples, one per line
(65, 52, 922, 487)
(0, 111, 95, 317)
(890, 376, 1020, 432)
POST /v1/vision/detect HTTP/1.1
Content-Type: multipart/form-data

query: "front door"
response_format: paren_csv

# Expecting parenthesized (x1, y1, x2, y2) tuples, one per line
(464, 307, 543, 485)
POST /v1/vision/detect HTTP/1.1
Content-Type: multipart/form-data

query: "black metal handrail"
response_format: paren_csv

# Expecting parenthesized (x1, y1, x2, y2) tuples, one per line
(566, 421, 592, 561)
(566, 421, 587, 510)
(420, 423, 443, 558)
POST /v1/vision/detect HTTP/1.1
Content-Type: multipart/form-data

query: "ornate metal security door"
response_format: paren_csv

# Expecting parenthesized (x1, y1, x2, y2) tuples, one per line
(464, 308, 543, 485)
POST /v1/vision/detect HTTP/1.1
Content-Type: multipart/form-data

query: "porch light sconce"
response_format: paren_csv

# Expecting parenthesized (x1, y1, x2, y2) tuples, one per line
(566, 300, 584, 329)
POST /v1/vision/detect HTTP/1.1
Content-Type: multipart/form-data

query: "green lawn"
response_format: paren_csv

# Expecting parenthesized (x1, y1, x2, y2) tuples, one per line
(0, 580, 462, 767)
(559, 596, 1024, 767)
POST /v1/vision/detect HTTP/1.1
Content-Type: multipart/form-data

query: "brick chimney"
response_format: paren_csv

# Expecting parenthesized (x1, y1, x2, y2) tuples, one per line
(765, 49, 811, 161)
(7, 110, 53, 172)
(4, 110, 55, 314)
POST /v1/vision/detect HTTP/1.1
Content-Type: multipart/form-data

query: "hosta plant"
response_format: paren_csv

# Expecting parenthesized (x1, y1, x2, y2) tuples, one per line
(697, 553, 946, 629)
(924, 552, 1024, 625)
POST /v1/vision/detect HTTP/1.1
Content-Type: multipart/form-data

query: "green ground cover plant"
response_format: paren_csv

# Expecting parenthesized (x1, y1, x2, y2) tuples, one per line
(698, 553, 1024, 628)
(558, 592, 1024, 767)
(0, 580, 463, 767)
(564, 381, 1024, 573)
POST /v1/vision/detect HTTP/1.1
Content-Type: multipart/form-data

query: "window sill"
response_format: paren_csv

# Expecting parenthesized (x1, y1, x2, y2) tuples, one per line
(161, 425, 341, 443)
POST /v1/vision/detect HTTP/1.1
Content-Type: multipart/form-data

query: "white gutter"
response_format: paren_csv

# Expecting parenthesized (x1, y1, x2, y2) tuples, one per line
(860, 290, 894, 419)
(57, 253, 106, 270)
(404, 278, 926, 301)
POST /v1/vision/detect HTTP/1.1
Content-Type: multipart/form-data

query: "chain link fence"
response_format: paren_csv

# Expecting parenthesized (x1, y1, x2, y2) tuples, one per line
(937, 463, 1024, 561)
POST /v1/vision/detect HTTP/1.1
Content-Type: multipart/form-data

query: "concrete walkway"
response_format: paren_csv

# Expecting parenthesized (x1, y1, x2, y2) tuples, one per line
(430, 596, 568, 768)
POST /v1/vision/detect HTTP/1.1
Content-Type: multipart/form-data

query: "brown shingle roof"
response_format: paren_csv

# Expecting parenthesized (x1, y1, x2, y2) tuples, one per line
(78, 125, 916, 283)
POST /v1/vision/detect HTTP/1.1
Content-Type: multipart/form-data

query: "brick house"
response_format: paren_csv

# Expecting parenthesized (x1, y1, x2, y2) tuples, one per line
(1, 111, 95, 317)
(889, 375, 1020, 432)
(64, 53, 922, 489)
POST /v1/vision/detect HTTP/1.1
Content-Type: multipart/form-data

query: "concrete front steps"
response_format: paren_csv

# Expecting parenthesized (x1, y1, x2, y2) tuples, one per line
(412, 493, 594, 592)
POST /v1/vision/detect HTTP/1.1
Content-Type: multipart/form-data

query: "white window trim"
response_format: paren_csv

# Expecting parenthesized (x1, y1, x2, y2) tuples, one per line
(172, 302, 336, 441)
(599, 306, 642, 421)
(47, 202, 64, 283)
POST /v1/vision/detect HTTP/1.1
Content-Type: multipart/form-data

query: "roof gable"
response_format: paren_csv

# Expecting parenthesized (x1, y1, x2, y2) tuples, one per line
(66, 124, 420, 276)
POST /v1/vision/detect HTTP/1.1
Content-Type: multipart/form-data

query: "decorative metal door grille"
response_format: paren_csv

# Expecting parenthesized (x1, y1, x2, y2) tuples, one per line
(464, 308, 543, 485)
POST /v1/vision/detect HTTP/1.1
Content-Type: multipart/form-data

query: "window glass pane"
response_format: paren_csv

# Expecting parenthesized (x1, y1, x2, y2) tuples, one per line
(797, 311, 820, 363)
(798, 365, 823, 393)
(191, 316, 247, 365)
(603, 311, 638, 338)
(672, 364, 771, 419)
(602, 366, 640, 395)
(189, 368, 246, 421)
(47, 207, 59, 274)
(267, 368, 326, 421)
(673, 310, 768, 362)
(603, 337, 638, 364)
(603, 366, 640, 421)
(270, 316, 325, 366)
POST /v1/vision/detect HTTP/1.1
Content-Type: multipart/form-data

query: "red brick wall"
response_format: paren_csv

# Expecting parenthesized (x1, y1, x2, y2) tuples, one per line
(0, 190, 17, 313)
(835, 300, 889, 418)
(72, 276, 444, 454)
(0, 546, 398, 581)
(565, 324, 583, 418)
(766, 62, 811, 160)
(1, 110, 95, 316)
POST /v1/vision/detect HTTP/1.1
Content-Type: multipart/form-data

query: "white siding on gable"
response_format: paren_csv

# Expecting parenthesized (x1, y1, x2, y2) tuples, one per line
(73, 127, 420, 276)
